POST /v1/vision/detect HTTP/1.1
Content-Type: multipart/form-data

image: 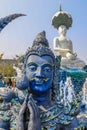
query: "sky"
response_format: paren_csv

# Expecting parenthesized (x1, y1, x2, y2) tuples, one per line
(0, 0, 87, 64)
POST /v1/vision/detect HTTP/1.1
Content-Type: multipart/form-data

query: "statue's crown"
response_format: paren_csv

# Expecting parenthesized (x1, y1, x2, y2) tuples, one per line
(24, 31, 55, 65)
(33, 31, 49, 47)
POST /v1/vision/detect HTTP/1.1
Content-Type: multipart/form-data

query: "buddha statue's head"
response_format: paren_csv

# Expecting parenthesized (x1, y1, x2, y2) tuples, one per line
(24, 31, 55, 98)
(58, 25, 67, 36)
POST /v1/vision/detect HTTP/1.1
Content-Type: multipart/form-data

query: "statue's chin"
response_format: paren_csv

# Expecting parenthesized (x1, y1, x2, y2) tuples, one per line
(29, 80, 52, 95)
(30, 86, 50, 95)
(29, 83, 51, 96)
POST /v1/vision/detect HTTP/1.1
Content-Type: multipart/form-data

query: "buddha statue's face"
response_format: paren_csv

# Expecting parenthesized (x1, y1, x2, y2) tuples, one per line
(58, 25, 67, 36)
(25, 55, 54, 96)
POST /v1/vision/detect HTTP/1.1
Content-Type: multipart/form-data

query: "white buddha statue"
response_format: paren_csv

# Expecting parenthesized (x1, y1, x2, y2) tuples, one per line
(54, 25, 77, 60)
(52, 5, 86, 69)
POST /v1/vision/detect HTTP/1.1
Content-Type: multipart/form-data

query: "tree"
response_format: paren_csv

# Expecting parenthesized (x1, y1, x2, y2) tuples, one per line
(0, 61, 15, 77)
(0, 53, 4, 60)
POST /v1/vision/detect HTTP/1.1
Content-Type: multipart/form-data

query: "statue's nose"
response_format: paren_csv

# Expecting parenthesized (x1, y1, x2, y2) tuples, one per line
(35, 67, 43, 77)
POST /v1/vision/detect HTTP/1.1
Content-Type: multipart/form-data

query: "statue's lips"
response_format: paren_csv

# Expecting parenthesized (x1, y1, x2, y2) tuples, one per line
(30, 78, 49, 85)
(34, 80, 44, 85)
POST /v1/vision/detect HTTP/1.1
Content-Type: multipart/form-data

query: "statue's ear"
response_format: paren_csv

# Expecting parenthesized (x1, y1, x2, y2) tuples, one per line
(55, 55, 61, 70)
(16, 74, 28, 90)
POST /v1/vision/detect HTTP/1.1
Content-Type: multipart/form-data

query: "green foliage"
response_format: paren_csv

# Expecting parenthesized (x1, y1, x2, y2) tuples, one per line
(0, 61, 15, 77)
(15, 54, 24, 64)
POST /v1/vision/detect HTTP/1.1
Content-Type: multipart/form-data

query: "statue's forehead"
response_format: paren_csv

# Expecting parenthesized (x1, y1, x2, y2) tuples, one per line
(26, 55, 54, 65)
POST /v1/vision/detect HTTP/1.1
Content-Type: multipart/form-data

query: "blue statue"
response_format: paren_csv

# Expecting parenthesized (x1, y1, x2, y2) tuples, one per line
(16, 31, 85, 130)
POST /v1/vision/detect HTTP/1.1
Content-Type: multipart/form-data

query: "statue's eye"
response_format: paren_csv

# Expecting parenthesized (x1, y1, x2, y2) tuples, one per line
(43, 67, 52, 73)
(29, 66, 37, 71)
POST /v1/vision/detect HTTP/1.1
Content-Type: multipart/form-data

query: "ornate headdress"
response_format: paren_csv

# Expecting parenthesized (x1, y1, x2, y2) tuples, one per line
(24, 31, 55, 66)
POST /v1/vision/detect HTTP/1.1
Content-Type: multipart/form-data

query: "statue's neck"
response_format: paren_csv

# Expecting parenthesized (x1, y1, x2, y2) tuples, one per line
(32, 90, 52, 106)
(59, 33, 66, 39)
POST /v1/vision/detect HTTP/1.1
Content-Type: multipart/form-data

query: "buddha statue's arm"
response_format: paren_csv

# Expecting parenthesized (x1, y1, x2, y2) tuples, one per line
(55, 48, 71, 52)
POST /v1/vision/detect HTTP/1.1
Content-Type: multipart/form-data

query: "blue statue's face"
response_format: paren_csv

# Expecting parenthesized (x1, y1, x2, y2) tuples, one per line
(25, 55, 54, 96)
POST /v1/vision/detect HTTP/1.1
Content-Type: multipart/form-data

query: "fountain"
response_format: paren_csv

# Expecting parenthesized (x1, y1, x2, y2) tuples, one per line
(76, 78, 87, 128)
(64, 77, 76, 106)
(59, 80, 64, 104)
(82, 78, 87, 106)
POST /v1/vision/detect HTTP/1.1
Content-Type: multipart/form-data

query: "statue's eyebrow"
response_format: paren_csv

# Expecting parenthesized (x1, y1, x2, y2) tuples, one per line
(26, 62, 38, 66)
(41, 63, 54, 67)
(26, 62, 54, 67)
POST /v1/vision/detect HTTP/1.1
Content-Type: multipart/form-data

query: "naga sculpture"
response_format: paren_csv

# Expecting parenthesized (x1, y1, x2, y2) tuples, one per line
(0, 13, 26, 32)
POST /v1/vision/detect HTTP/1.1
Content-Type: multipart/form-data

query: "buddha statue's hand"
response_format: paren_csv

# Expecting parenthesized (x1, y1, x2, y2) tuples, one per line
(16, 95, 28, 130)
(28, 94, 41, 130)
